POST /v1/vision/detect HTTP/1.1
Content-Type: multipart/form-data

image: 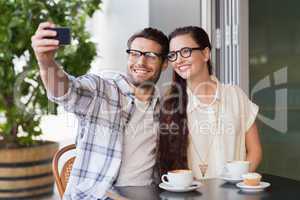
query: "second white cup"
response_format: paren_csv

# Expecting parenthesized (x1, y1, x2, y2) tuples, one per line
(224, 161, 250, 178)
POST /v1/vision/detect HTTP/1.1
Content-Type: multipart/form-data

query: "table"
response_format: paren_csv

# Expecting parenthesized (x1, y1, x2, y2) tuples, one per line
(114, 174, 300, 200)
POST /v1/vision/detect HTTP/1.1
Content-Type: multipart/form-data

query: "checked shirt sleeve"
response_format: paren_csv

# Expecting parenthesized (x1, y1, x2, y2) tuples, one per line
(47, 72, 97, 117)
(48, 72, 125, 199)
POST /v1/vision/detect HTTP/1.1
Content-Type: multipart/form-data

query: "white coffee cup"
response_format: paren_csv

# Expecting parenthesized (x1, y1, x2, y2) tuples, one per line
(224, 161, 250, 178)
(161, 169, 193, 188)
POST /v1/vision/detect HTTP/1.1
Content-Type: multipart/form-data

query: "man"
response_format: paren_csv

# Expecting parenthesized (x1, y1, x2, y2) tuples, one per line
(31, 22, 168, 200)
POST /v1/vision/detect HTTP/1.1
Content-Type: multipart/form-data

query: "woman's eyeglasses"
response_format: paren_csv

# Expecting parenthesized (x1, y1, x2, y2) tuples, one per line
(167, 47, 203, 62)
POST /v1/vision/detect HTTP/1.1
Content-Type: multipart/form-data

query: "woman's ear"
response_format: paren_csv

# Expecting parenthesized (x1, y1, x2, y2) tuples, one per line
(202, 47, 211, 62)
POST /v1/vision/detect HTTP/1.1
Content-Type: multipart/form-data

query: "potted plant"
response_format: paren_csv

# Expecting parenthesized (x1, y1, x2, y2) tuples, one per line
(0, 0, 101, 199)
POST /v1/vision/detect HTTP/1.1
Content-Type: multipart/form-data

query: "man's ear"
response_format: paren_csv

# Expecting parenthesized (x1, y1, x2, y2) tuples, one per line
(161, 59, 168, 71)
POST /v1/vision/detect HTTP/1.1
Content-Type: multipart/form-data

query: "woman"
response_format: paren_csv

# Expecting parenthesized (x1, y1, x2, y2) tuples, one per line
(159, 26, 262, 179)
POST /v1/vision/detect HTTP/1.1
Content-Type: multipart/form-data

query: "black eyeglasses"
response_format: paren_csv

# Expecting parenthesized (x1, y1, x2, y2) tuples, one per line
(126, 49, 162, 63)
(167, 47, 203, 62)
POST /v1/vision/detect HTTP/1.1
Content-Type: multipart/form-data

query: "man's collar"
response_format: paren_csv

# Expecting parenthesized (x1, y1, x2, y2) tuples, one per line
(121, 75, 160, 107)
(97, 71, 160, 107)
(132, 84, 160, 110)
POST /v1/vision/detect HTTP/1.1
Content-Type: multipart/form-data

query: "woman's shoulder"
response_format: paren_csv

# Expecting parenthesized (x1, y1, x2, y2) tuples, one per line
(220, 83, 246, 96)
(220, 83, 253, 106)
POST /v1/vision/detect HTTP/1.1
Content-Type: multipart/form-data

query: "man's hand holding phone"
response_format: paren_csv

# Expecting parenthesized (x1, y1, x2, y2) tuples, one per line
(31, 22, 70, 66)
(45, 27, 71, 45)
(31, 22, 70, 97)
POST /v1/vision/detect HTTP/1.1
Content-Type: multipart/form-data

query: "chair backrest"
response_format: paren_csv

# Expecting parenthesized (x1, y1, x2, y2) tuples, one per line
(52, 144, 127, 200)
(52, 144, 76, 198)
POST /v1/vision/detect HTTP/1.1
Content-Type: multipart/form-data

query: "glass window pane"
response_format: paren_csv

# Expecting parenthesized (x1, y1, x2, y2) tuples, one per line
(250, 0, 300, 180)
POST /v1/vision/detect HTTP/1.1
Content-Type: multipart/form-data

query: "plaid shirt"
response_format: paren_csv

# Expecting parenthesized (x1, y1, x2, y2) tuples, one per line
(48, 72, 160, 200)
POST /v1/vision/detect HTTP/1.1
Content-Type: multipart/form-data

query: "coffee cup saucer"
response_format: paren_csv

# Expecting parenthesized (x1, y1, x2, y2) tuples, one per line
(236, 181, 271, 192)
(219, 173, 243, 183)
(159, 180, 202, 192)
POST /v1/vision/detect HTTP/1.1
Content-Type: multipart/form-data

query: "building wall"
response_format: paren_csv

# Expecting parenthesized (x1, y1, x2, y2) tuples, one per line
(149, 0, 201, 33)
(86, 0, 149, 74)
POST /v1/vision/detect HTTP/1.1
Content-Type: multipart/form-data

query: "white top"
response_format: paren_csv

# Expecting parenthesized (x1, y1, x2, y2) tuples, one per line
(187, 76, 259, 179)
(115, 97, 158, 186)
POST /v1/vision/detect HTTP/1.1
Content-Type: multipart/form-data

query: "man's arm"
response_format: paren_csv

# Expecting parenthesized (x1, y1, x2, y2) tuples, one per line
(31, 21, 69, 97)
(246, 122, 263, 172)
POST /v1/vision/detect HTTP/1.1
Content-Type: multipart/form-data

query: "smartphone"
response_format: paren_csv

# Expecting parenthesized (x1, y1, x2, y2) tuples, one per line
(45, 27, 71, 45)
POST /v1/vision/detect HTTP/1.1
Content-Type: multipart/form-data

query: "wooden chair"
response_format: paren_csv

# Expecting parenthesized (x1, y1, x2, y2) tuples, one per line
(52, 144, 76, 198)
(52, 144, 128, 200)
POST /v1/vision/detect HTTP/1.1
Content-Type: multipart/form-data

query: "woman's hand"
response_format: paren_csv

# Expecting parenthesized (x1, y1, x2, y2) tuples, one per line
(246, 122, 263, 172)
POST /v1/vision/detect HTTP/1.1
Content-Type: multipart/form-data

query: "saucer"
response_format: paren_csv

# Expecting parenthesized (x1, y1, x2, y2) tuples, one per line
(219, 174, 243, 184)
(236, 181, 271, 192)
(159, 181, 202, 192)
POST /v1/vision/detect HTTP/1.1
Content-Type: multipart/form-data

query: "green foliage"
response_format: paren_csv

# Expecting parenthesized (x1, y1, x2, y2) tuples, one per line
(0, 0, 102, 146)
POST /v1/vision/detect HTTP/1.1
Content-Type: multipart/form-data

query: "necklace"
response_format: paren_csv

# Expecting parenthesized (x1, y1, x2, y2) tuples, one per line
(189, 102, 220, 178)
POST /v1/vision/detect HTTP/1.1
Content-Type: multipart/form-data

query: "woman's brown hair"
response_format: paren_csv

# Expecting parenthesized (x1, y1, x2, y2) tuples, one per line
(159, 26, 212, 175)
